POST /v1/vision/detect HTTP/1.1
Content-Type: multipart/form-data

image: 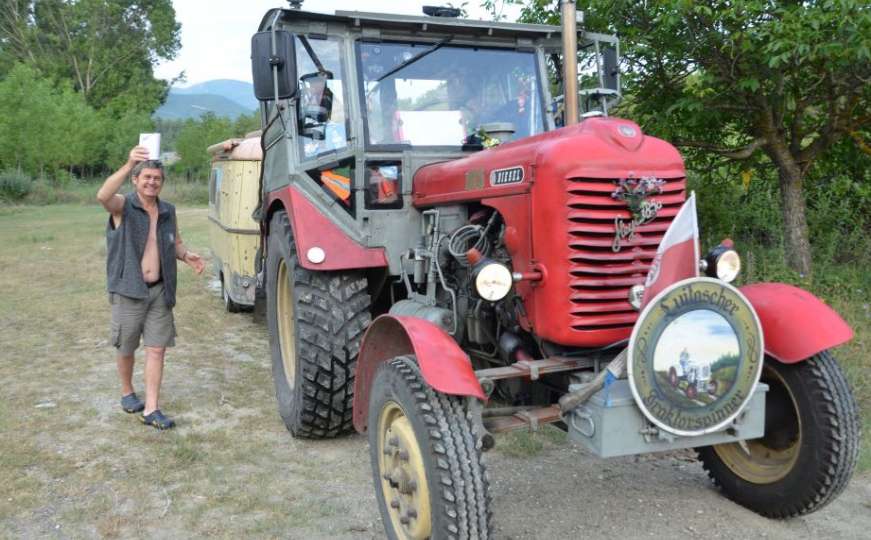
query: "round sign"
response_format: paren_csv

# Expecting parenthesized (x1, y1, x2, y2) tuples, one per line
(628, 277, 764, 436)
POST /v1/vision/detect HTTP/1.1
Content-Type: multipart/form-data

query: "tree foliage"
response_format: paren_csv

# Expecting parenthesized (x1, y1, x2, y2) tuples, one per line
(0, 0, 187, 180)
(174, 113, 261, 180)
(0, 63, 157, 178)
(0, 0, 181, 112)
(519, 0, 871, 274)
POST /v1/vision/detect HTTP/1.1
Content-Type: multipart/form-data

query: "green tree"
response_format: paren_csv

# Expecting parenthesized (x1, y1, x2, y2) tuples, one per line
(0, 63, 56, 174)
(0, 63, 106, 176)
(519, 0, 870, 275)
(175, 114, 235, 180)
(0, 0, 181, 112)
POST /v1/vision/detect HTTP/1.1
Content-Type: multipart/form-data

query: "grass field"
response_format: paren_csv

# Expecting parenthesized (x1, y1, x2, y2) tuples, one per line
(0, 204, 868, 538)
(0, 205, 378, 538)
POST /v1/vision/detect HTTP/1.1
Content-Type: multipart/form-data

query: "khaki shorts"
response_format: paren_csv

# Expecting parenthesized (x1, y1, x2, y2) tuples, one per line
(109, 283, 176, 355)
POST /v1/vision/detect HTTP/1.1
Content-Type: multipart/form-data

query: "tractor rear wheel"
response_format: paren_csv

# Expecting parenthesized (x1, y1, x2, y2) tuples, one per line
(266, 211, 371, 438)
(369, 356, 491, 540)
(697, 351, 859, 517)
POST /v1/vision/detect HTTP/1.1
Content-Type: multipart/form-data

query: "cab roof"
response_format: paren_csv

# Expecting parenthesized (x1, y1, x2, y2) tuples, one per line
(258, 8, 571, 41)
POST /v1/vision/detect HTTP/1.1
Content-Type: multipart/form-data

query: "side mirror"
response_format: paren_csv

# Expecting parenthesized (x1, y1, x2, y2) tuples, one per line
(602, 46, 619, 92)
(251, 30, 297, 101)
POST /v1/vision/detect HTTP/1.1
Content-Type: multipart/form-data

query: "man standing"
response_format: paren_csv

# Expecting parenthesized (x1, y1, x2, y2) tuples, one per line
(97, 146, 205, 429)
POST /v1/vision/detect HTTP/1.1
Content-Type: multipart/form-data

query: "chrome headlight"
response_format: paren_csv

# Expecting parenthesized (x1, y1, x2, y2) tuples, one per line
(704, 243, 741, 283)
(474, 262, 513, 301)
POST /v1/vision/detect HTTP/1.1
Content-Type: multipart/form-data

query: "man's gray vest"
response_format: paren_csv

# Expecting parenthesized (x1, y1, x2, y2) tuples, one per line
(106, 192, 178, 307)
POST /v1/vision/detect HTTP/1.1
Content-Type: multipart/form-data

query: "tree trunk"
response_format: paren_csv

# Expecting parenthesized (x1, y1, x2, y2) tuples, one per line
(777, 163, 813, 276)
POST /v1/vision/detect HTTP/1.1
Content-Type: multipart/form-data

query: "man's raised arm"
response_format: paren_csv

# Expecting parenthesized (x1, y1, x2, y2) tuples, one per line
(97, 146, 149, 214)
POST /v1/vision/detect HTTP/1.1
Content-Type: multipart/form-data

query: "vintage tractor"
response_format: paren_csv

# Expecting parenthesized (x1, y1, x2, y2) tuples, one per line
(249, 3, 859, 538)
(669, 348, 718, 399)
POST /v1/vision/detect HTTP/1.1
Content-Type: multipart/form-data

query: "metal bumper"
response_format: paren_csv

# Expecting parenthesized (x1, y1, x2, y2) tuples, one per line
(567, 380, 768, 458)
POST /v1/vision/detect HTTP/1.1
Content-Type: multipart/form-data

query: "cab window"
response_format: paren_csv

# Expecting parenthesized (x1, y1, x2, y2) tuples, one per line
(295, 36, 349, 160)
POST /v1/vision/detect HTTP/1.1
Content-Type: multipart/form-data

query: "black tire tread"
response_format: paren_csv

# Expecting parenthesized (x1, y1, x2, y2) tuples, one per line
(268, 211, 371, 439)
(698, 351, 860, 518)
(379, 356, 491, 539)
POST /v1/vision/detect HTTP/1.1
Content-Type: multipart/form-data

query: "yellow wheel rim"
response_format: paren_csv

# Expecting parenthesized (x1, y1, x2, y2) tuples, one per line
(713, 365, 801, 484)
(276, 259, 296, 388)
(377, 401, 432, 540)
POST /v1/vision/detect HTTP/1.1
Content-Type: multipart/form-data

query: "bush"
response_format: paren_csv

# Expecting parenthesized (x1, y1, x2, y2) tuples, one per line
(0, 169, 33, 201)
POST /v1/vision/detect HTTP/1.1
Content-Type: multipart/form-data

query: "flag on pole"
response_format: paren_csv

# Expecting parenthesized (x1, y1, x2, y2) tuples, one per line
(641, 192, 700, 308)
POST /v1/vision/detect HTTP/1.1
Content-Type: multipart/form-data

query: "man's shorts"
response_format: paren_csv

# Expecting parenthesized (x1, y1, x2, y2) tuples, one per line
(109, 283, 176, 355)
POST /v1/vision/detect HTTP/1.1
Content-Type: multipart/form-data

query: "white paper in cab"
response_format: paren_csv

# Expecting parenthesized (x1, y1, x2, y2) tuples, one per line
(139, 133, 161, 160)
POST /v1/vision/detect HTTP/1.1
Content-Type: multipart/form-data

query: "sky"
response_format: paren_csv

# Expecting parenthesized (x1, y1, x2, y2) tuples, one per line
(154, 0, 524, 87)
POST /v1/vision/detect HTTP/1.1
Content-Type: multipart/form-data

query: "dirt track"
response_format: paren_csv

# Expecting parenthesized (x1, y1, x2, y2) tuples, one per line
(1, 206, 868, 539)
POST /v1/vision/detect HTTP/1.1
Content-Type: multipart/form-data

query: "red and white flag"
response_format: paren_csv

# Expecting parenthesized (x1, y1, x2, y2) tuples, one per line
(641, 192, 699, 308)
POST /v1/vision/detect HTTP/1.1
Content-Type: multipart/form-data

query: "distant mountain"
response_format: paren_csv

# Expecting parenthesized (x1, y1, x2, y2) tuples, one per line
(153, 79, 258, 120)
(173, 79, 259, 111)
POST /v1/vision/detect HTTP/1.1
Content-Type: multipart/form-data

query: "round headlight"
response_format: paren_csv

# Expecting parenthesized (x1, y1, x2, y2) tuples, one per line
(715, 250, 741, 283)
(474, 262, 513, 301)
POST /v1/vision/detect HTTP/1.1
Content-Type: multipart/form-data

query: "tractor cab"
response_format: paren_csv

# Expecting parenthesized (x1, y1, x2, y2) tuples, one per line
(251, 7, 619, 274)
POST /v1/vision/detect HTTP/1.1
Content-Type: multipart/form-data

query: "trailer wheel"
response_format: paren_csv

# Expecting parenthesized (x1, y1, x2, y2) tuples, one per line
(697, 351, 859, 518)
(266, 211, 371, 438)
(369, 356, 491, 540)
(221, 273, 244, 313)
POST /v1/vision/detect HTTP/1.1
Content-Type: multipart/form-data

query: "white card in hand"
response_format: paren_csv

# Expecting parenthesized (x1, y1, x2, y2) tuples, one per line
(139, 133, 161, 160)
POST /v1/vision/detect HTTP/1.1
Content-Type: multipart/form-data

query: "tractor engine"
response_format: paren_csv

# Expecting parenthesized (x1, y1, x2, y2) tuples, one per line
(405, 116, 686, 362)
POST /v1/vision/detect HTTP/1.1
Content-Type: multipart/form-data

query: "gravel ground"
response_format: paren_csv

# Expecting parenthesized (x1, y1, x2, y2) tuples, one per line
(2, 206, 867, 539)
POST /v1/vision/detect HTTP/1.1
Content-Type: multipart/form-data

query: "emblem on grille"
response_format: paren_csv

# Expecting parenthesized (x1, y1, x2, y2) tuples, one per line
(490, 166, 524, 186)
(611, 176, 664, 252)
(628, 277, 764, 436)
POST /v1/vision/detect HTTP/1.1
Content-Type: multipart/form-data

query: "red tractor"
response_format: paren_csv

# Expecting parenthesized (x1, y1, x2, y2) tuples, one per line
(249, 4, 859, 538)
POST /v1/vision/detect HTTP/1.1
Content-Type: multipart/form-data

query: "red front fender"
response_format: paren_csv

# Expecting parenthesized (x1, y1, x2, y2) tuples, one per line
(352, 315, 485, 433)
(740, 283, 853, 363)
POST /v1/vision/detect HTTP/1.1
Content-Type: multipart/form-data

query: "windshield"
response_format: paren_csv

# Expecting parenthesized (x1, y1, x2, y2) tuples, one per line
(358, 42, 544, 147)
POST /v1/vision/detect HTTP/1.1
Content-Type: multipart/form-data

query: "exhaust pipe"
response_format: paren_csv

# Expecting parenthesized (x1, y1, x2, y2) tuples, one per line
(561, 0, 579, 125)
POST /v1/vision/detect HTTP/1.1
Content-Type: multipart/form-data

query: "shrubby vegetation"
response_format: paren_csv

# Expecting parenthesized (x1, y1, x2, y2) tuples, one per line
(0, 1, 256, 196)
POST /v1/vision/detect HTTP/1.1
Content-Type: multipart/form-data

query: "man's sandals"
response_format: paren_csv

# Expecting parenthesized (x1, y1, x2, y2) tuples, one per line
(140, 409, 175, 430)
(121, 392, 145, 413)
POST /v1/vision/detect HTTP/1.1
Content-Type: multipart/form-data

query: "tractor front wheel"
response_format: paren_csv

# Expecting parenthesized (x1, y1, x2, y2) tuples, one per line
(266, 211, 371, 438)
(369, 356, 491, 539)
(697, 351, 859, 517)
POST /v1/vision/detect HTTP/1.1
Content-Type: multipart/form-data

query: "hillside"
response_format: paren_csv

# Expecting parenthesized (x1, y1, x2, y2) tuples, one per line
(173, 79, 258, 111)
(154, 92, 254, 120)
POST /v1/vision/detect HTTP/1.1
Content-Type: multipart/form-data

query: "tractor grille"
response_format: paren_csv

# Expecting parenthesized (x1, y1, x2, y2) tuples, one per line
(565, 176, 686, 332)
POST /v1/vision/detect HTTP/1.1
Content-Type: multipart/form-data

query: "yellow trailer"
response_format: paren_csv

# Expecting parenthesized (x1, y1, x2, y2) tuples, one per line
(207, 134, 261, 312)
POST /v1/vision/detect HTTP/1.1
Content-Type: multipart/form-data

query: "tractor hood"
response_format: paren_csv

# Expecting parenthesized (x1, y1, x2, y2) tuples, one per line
(412, 117, 685, 206)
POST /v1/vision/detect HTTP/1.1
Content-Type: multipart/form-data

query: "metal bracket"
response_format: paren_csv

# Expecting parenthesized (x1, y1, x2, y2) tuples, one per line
(515, 360, 540, 380)
(466, 397, 495, 451)
(516, 410, 540, 431)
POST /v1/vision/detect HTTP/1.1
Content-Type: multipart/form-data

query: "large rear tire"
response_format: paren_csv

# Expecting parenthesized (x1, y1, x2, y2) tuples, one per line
(266, 211, 371, 438)
(369, 356, 491, 540)
(697, 351, 859, 518)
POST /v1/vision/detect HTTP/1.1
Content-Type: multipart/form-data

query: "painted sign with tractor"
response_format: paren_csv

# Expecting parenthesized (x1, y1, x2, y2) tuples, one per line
(243, 4, 859, 537)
